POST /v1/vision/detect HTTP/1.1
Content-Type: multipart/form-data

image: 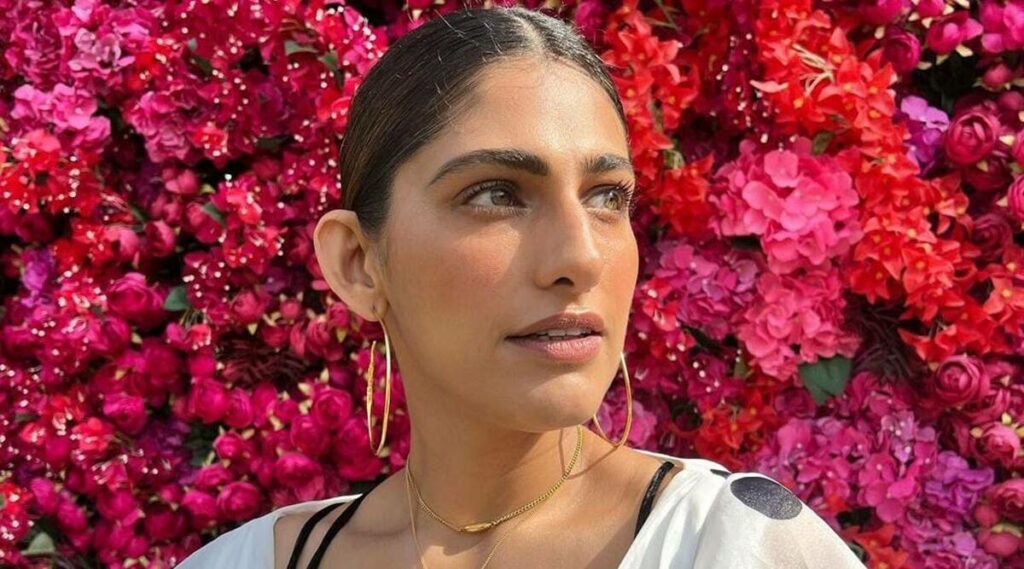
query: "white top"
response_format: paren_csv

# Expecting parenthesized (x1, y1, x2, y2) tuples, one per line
(176, 448, 866, 568)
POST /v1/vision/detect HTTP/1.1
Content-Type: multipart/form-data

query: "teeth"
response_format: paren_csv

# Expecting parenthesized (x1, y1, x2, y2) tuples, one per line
(533, 328, 591, 338)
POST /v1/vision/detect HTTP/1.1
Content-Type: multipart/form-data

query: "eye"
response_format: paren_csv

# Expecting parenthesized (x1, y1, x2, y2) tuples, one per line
(587, 181, 636, 214)
(461, 181, 525, 216)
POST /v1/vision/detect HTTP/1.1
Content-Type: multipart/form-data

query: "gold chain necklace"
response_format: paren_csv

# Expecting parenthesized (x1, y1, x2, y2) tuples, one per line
(405, 465, 539, 569)
(403, 426, 583, 569)
(405, 424, 583, 533)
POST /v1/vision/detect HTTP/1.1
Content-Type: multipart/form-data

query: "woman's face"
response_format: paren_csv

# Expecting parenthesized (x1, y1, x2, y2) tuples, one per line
(330, 58, 639, 433)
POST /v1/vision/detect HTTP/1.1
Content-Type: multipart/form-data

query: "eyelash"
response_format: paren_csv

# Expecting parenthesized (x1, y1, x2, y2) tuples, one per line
(461, 181, 637, 217)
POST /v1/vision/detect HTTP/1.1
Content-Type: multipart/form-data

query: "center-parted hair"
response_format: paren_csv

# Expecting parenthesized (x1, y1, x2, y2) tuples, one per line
(339, 6, 630, 251)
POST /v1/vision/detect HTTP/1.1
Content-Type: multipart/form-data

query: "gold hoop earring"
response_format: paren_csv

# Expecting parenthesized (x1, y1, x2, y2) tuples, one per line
(365, 312, 393, 457)
(590, 352, 633, 448)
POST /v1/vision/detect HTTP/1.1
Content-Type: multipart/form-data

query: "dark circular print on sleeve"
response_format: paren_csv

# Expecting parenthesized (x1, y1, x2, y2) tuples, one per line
(729, 476, 803, 520)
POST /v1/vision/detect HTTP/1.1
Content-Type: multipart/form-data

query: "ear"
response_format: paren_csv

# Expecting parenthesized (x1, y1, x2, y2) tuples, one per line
(313, 209, 384, 321)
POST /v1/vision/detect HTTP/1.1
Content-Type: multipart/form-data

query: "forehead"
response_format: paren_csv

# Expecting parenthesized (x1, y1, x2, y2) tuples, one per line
(397, 58, 631, 186)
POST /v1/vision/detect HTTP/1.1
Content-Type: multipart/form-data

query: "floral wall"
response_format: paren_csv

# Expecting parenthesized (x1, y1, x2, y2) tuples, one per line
(1, 0, 1023, 567)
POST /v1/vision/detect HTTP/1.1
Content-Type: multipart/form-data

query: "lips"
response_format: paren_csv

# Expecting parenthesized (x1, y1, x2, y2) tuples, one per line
(508, 311, 606, 339)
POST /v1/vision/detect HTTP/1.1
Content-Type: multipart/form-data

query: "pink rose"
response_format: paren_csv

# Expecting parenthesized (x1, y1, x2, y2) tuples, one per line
(223, 389, 254, 430)
(983, 63, 1019, 90)
(980, 525, 1021, 557)
(916, 0, 945, 17)
(882, 29, 921, 74)
(189, 377, 228, 423)
(992, 478, 1024, 522)
(230, 289, 268, 324)
(931, 355, 990, 406)
(162, 167, 200, 195)
(102, 393, 148, 435)
(971, 212, 1013, 261)
(107, 272, 165, 328)
(144, 220, 177, 258)
(182, 490, 217, 528)
(212, 432, 254, 462)
(144, 503, 186, 542)
(274, 453, 325, 501)
(1009, 176, 1024, 221)
(194, 464, 235, 491)
(974, 422, 1022, 466)
(945, 107, 1000, 165)
(216, 481, 264, 522)
(88, 316, 131, 356)
(862, 0, 908, 26)
(926, 12, 983, 54)
(963, 155, 1012, 192)
(311, 388, 354, 430)
(290, 415, 330, 457)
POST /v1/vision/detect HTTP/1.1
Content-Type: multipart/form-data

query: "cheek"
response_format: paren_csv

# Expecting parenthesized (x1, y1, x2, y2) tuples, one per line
(393, 223, 519, 341)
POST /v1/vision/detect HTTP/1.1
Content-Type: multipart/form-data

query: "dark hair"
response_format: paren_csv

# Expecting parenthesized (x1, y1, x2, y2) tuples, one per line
(339, 5, 630, 255)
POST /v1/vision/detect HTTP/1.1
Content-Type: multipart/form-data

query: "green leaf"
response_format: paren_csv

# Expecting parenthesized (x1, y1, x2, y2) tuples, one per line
(812, 131, 834, 155)
(319, 50, 339, 73)
(285, 40, 319, 56)
(164, 285, 190, 312)
(128, 203, 148, 223)
(256, 135, 292, 152)
(23, 531, 55, 556)
(663, 148, 685, 170)
(201, 202, 226, 227)
(734, 357, 751, 379)
(798, 355, 852, 405)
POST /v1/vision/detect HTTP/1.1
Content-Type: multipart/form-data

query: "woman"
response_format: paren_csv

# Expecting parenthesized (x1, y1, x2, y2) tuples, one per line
(177, 6, 866, 569)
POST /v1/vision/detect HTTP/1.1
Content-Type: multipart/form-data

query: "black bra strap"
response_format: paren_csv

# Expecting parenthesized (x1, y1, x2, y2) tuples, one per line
(634, 460, 677, 538)
(286, 501, 345, 569)
(304, 491, 370, 568)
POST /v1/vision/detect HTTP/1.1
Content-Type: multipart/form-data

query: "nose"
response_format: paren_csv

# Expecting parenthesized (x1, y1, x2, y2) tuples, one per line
(531, 190, 604, 295)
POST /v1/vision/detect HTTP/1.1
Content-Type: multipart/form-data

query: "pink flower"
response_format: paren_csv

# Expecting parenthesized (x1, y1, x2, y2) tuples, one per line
(711, 138, 862, 274)
(926, 12, 984, 54)
(274, 453, 326, 502)
(861, 0, 908, 25)
(311, 388, 354, 430)
(290, 415, 330, 457)
(1008, 176, 1024, 221)
(182, 490, 217, 528)
(973, 422, 1021, 467)
(102, 393, 148, 435)
(945, 106, 1001, 166)
(882, 28, 921, 75)
(189, 378, 229, 424)
(215, 481, 263, 522)
(106, 272, 166, 329)
(979, 525, 1022, 557)
(980, 0, 1024, 54)
(991, 478, 1024, 522)
(738, 266, 861, 380)
(929, 355, 991, 406)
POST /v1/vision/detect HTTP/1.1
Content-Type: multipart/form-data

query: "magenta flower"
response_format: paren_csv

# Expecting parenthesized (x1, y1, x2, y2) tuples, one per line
(712, 137, 862, 274)
(926, 12, 984, 54)
(980, 0, 1024, 54)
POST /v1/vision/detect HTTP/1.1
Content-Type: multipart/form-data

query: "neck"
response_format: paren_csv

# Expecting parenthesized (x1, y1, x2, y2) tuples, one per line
(403, 401, 595, 528)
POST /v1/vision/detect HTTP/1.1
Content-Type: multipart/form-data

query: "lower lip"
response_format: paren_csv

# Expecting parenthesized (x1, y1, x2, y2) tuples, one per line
(505, 334, 602, 363)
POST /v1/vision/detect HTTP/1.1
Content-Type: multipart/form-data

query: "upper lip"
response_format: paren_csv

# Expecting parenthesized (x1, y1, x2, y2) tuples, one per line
(509, 311, 606, 338)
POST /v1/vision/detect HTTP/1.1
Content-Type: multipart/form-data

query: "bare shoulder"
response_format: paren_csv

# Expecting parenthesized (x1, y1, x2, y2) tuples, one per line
(272, 501, 355, 569)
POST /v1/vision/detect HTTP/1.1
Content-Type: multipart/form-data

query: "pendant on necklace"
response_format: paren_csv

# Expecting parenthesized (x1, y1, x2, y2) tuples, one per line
(460, 521, 496, 533)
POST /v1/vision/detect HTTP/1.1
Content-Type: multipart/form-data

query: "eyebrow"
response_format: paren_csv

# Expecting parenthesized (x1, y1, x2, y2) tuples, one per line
(426, 148, 634, 187)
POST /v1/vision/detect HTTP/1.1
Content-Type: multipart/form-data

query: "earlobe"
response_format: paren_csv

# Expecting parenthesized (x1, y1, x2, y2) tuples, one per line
(312, 209, 380, 321)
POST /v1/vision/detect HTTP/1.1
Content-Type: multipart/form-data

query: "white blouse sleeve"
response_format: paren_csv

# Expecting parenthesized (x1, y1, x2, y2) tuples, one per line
(690, 469, 866, 568)
(175, 513, 275, 569)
